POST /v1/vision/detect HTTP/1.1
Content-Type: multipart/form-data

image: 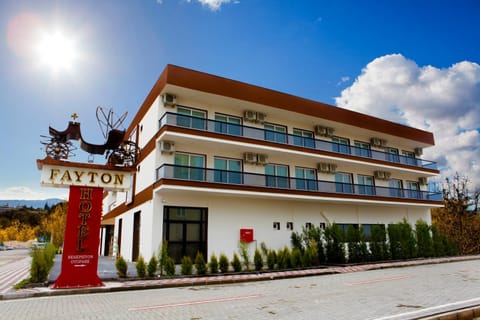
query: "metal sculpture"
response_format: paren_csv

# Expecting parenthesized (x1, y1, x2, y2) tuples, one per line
(41, 108, 139, 167)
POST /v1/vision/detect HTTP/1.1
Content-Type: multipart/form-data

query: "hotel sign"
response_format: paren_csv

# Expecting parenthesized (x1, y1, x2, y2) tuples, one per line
(39, 162, 131, 191)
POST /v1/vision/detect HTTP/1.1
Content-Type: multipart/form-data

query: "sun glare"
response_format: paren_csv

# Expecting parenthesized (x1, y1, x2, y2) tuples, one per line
(36, 30, 78, 74)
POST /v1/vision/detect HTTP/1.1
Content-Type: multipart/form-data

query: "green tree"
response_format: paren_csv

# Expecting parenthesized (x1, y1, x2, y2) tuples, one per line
(416, 220, 434, 258)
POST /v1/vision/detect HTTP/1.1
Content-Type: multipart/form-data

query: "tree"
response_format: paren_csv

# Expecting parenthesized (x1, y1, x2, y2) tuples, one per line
(432, 174, 480, 254)
(43, 202, 67, 248)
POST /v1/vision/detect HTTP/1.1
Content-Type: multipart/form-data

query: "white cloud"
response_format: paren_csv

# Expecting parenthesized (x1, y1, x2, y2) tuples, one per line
(0, 186, 68, 200)
(337, 76, 350, 86)
(188, 0, 237, 11)
(335, 54, 480, 188)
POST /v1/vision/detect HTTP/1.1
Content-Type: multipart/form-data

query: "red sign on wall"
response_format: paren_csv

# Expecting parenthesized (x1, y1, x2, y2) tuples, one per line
(53, 186, 104, 288)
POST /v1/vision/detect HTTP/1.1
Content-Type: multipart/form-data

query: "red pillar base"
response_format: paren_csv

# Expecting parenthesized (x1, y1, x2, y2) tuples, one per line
(53, 186, 105, 289)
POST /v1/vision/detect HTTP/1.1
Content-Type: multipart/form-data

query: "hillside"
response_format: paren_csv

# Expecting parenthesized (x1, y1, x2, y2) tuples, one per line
(0, 198, 64, 209)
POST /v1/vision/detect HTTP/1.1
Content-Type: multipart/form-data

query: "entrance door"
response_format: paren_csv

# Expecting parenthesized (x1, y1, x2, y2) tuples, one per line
(132, 211, 141, 262)
(163, 207, 207, 263)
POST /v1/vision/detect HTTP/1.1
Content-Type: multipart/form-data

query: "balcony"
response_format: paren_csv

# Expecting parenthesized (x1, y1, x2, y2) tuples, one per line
(159, 112, 437, 170)
(156, 164, 443, 202)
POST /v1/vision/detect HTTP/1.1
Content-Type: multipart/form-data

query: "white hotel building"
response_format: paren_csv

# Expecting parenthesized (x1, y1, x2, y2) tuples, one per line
(101, 65, 443, 262)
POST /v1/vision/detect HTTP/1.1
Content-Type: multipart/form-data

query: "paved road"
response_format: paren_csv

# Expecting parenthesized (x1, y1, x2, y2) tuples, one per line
(1, 259, 480, 319)
(0, 249, 31, 294)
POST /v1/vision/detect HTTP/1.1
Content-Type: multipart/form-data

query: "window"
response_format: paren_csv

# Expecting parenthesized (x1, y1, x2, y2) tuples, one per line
(402, 150, 417, 166)
(265, 164, 289, 188)
(386, 147, 400, 163)
(295, 167, 317, 190)
(174, 153, 205, 181)
(336, 223, 359, 241)
(358, 175, 375, 195)
(335, 172, 353, 193)
(163, 206, 207, 263)
(406, 181, 420, 199)
(214, 157, 242, 184)
(293, 128, 315, 148)
(354, 141, 371, 158)
(215, 114, 242, 136)
(389, 179, 403, 197)
(177, 107, 206, 130)
(264, 123, 287, 143)
(332, 137, 350, 154)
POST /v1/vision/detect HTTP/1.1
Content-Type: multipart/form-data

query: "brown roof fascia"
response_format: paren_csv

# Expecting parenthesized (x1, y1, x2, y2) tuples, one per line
(128, 64, 435, 145)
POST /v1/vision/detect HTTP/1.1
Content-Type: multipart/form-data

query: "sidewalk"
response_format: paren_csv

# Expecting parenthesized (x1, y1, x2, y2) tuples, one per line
(2, 254, 480, 301)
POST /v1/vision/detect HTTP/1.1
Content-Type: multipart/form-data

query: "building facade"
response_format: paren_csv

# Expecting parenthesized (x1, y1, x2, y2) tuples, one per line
(101, 65, 442, 262)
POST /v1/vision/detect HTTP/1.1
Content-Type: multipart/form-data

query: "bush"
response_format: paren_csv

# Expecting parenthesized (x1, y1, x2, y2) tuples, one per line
(180, 256, 193, 275)
(30, 247, 49, 283)
(115, 256, 128, 278)
(253, 248, 263, 271)
(231, 253, 242, 272)
(219, 253, 229, 273)
(158, 240, 169, 276)
(209, 253, 219, 274)
(195, 252, 207, 275)
(147, 255, 158, 277)
(346, 225, 369, 263)
(266, 249, 276, 270)
(164, 256, 176, 276)
(136, 255, 147, 278)
(290, 248, 302, 268)
(370, 225, 389, 261)
(238, 241, 250, 271)
(416, 220, 434, 258)
(44, 243, 57, 271)
(325, 224, 346, 264)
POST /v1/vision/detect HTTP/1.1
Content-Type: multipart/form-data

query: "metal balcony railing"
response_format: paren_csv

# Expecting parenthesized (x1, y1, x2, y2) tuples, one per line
(159, 112, 437, 170)
(156, 164, 443, 202)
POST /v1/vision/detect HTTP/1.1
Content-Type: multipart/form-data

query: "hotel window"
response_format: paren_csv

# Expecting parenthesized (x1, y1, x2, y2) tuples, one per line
(406, 181, 420, 199)
(388, 179, 403, 197)
(354, 141, 371, 158)
(293, 128, 315, 148)
(214, 114, 242, 136)
(264, 123, 287, 143)
(177, 106, 206, 130)
(386, 147, 400, 163)
(295, 167, 317, 190)
(357, 174, 375, 195)
(332, 136, 350, 154)
(174, 153, 205, 181)
(265, 163, 289, 188)
(335, 172, 353, 193)
(402, 150, 417, 166)
(214, 157, 242, 184)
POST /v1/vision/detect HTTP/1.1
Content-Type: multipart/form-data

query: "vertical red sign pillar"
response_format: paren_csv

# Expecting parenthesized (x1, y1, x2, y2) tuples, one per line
(53, 185, 104, 288)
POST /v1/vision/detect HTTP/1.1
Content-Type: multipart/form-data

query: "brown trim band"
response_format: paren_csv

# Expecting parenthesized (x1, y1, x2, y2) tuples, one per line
(128, 64, 435, 145)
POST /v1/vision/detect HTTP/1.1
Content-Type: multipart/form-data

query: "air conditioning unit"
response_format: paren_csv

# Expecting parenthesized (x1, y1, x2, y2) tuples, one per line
(374, 171, 385, 179)
(244, 110, 257, 122)
(244, 152, 257, 163)
(318, 163, 329, 173)
(257, 154, 269, 165)
(160, 140, 175, 154)
(374, 171, 391, 180)
(256, 112, 267, 123)
(419, 177, 428, 185)
(371, 137, 387, 147)
(328, 164, 337, 173)
(415, 148, 423, 156)
(315, 125, 335, 137)
(162, 93, 176, 107)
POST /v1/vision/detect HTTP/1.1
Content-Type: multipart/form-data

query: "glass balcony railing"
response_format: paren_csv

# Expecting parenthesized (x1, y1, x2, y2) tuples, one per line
(159, 112, 437, 170)
(156, 164, 443, 202)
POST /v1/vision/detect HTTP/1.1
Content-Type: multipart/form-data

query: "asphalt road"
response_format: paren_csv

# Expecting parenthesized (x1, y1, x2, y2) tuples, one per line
(1, 258, 480, 320)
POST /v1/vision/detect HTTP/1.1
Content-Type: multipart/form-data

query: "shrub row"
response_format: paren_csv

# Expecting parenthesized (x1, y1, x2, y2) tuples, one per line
(121, 220, 457, 278)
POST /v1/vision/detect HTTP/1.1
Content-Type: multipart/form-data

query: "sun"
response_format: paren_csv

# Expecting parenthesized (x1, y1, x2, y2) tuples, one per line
(36, 29, 78, 74)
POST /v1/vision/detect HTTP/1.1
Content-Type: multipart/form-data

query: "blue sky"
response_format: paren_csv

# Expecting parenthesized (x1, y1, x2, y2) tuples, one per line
(1, 0, 479, 200)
